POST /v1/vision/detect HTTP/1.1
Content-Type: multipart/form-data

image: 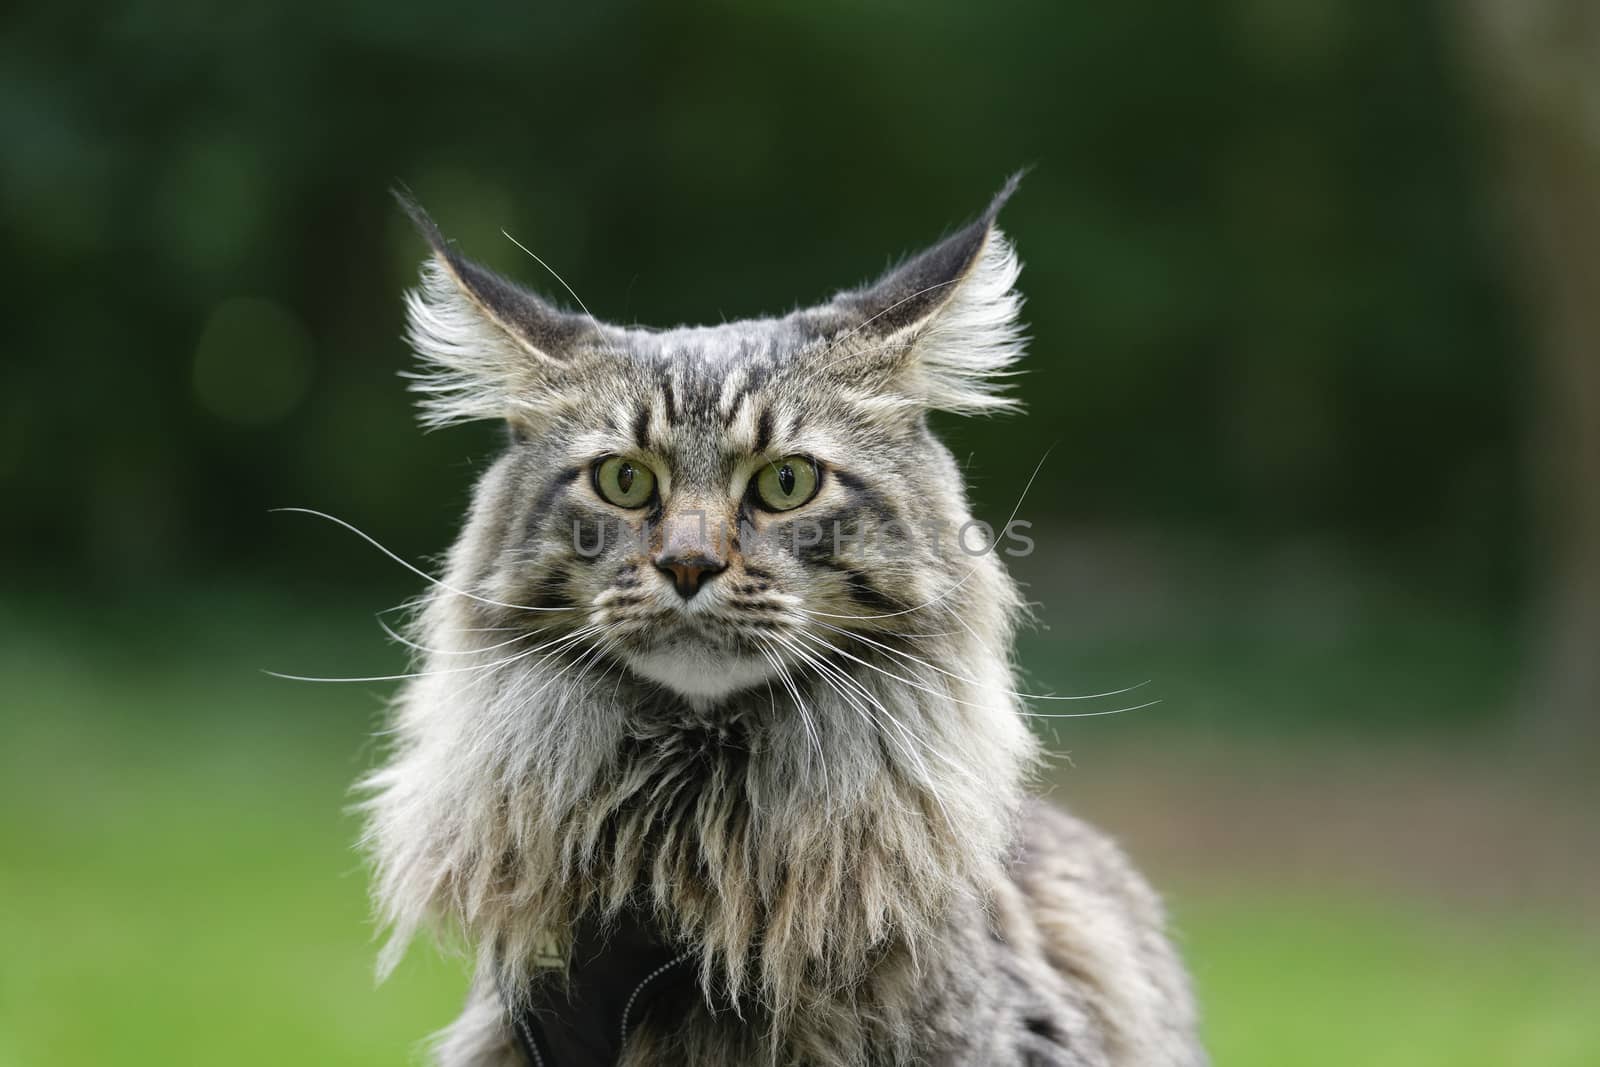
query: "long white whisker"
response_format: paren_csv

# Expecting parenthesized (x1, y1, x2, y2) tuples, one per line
(797, 629, 1162, 723)
(266, 624, 599, 684)
(768, 633, 965, 828)
(563, 629, 626, 706)
(755, 639, 832, 810)
(777, 631, 979, 788)
(501, 230, 600, 331)
(931, 599, 1007, 661)
(1010, 699, 1164, 720)
(807, 618, 1149, 703)
(376, 615, 546, 657)
(764, 636, 883, 790)
(770, 632, 931, 773)
(793, 630, 967, 710)
(271, 507, 572, 614)
(448, 628, 612, 758)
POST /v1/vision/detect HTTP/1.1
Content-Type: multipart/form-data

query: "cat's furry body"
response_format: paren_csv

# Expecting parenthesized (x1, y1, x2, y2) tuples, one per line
(362, 180, 1205, 1066)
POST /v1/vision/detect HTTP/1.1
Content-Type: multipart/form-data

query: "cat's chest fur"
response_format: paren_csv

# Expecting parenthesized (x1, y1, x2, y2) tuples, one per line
(474, 726, 1157, 1067)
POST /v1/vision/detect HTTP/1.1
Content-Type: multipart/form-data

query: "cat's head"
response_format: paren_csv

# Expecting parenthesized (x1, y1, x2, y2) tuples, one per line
(401, 178, 1027, 704)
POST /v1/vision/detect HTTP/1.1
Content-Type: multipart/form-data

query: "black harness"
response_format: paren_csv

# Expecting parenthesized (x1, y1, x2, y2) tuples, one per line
(506, 911, 697, 1067)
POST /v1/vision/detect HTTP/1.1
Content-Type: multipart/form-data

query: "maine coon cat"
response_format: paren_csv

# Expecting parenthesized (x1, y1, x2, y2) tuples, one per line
(361, 177, 1205, 1066)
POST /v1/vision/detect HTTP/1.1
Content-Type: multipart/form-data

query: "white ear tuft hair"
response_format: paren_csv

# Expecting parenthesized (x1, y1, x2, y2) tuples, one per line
(403, 257, 540, 430)
(813, 175, 1029, 417)
(395, 194, 592, 431)
(900, 226, 1025, 416)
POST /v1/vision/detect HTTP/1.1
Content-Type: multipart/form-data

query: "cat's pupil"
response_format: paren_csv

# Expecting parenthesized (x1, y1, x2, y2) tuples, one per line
(778, 464, 795, 495)
(617, 463, 634, 493)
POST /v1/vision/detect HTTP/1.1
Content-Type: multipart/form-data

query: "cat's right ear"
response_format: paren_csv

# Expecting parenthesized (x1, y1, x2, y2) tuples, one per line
(395, 191, 597, 431)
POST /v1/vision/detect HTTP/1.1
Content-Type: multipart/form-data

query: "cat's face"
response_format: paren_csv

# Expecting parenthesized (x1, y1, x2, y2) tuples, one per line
(475, 324, 978, 700)
(404, 179, 1025, 703)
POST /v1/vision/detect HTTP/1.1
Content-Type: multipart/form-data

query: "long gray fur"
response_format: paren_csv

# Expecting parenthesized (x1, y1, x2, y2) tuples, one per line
(361, 178, 1206, 1066)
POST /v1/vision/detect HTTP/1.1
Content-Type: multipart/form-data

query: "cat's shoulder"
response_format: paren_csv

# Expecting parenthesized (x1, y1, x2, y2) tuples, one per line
(1007, 797, 1206, 1065)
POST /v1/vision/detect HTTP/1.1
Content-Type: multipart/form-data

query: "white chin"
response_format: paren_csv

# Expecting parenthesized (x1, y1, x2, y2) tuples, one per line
(626, 645, 776, 702)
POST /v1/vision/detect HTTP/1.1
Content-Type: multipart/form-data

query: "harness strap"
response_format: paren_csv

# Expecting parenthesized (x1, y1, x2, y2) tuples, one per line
(506, 911, 695, 1067)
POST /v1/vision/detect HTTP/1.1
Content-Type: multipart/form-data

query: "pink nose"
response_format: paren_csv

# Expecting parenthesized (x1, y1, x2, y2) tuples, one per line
(653, 553, 727, 599)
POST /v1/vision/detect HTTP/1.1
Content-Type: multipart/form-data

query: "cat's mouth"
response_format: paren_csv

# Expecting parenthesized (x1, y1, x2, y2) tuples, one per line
(587, 573, 803, 700)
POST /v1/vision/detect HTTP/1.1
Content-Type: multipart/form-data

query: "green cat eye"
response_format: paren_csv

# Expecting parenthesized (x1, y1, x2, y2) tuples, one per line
(754, 456, 820, 512)
(593, 456, 656, 509)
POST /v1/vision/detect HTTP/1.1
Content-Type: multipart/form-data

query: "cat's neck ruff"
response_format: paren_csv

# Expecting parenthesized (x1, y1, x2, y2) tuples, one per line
(362, 591, 1034, 1029)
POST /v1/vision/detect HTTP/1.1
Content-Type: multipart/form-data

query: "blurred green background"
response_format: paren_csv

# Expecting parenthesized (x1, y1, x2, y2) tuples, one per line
(3, 2, 1597, 1064)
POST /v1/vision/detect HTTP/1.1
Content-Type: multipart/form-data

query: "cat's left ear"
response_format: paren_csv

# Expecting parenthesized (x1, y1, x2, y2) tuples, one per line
(394, 191, 601, 431)
(806, 173, 1026, 416)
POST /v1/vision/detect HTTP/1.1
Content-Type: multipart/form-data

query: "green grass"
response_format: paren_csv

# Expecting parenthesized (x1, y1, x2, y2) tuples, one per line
(1184, 894, 1600, 1066)
(2, 594, 1594, 1065)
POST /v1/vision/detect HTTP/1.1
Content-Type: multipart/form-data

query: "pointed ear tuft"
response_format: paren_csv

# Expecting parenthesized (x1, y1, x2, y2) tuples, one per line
(393, 190, 595, 430)
(820, 174, 1028, 416)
